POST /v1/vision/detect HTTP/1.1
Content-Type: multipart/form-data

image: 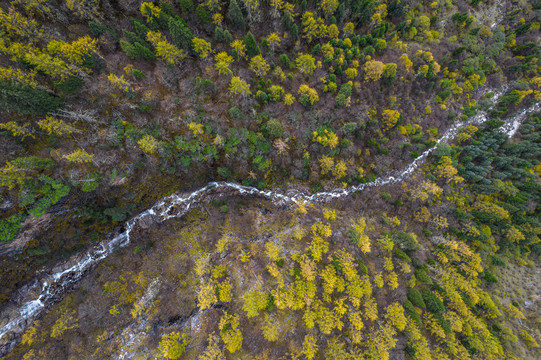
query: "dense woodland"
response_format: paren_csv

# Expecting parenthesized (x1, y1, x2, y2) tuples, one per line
(0, 0, 541, 358)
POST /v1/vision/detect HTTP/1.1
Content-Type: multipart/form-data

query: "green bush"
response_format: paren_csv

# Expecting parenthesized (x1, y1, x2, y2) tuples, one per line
(120, 41, 156, 61)
(25, 176, 70, 219)
(482, 270, 498, 283)
(88, 21, 118, 38)
(491, 255, 506, 267)
(342, 122, 357, 136)
(215, 26, 224, 42)
(393, 230, 420, 251)
(104, 203, 135, 222)
(217, 167, 231, 178)
(11, 156, 55, 170)
(357, 259, 368, 274)
(132, 69, 146, 79)
(229, 107, 245, 120)
(299, 93, 311, 107)
(407, 288, 426, 308)
(264, 119, 283, 138)
(0, 214, 25, 243)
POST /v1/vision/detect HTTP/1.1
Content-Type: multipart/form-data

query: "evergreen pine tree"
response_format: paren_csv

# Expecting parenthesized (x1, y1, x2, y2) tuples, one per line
(291, 24, 298, 40)
(282, 13, 292, 30)
(196, 5, 210, 24)
(243, 32, 260, 57)
(178, 0, 194, 13)
(223, 30, 233, 44)
(228, 0, 245, 31)
(123, 30, 147, 47)
(134, 42, 156, 61)
(132, 19, 150, 40)
(215, 27, 225, 42)
(168, 17, 194, 52)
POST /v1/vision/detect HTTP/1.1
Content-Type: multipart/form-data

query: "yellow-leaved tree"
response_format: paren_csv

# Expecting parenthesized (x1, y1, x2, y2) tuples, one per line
(146, 31, 185, 64)
(138, 135, 159, 154)
(229, 76, 251, 97)
(249, 55, 270, 76)
(37, 117, 75, 136)
(219, 312, 243, 353)
(230, 39, 246, 59)
(63, 149, 94, 164)
(214, 52, 234, 75)
(159, 332, 188, 359)
(381, 109, 401, 130)
(364, 59, 385, 81)
(295, 53, 317, 76)
(47, 36, 97, 65)
(192, 37, 212, 59)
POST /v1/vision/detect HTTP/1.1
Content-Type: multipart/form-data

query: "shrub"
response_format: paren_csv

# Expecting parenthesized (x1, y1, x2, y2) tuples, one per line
(299, 93, 311, 107)
(0, 214, 25, 243)
(342, 122, 357, 136)
(217, 167, 231, 178)
(357, 259, 368, 274)
(264, 119, 283, 138)
(482, 271, 498, 283)
(229, 106, 245, 119)
(104, 204, 135, 222)
(491, 255, 506, 267)
(393, 231, 420, 251)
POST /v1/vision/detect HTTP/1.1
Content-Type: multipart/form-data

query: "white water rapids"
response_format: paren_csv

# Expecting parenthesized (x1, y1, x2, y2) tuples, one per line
(0, 89, 538, 353)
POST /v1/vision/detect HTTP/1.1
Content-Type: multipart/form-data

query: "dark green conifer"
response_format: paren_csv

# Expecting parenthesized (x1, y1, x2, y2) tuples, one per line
(243, 31, 260, 57)
(178, 0, 194, 13)
(228, 0, 245, 31)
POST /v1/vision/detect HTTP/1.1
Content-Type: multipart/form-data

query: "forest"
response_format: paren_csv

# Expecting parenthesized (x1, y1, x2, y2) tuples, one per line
(0, 0, 540, 359)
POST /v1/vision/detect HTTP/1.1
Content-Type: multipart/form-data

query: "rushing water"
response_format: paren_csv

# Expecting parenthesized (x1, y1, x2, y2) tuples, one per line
(0, 88, 538, 353)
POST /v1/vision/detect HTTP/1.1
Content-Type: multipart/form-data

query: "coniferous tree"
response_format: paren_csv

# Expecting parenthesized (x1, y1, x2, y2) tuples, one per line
(243, 31, 260, 57)
(168, 17, 194, 52)
(215, 27, 225, 42)
(291, 23, 298, 40)
(134, 42, 156, 60)
(178, 0, 194, 13)
(228, 0, 245, 31)
(223, 30, 233, 43)
(132, 19, 150, 40)
(196, 5, 210, 24)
